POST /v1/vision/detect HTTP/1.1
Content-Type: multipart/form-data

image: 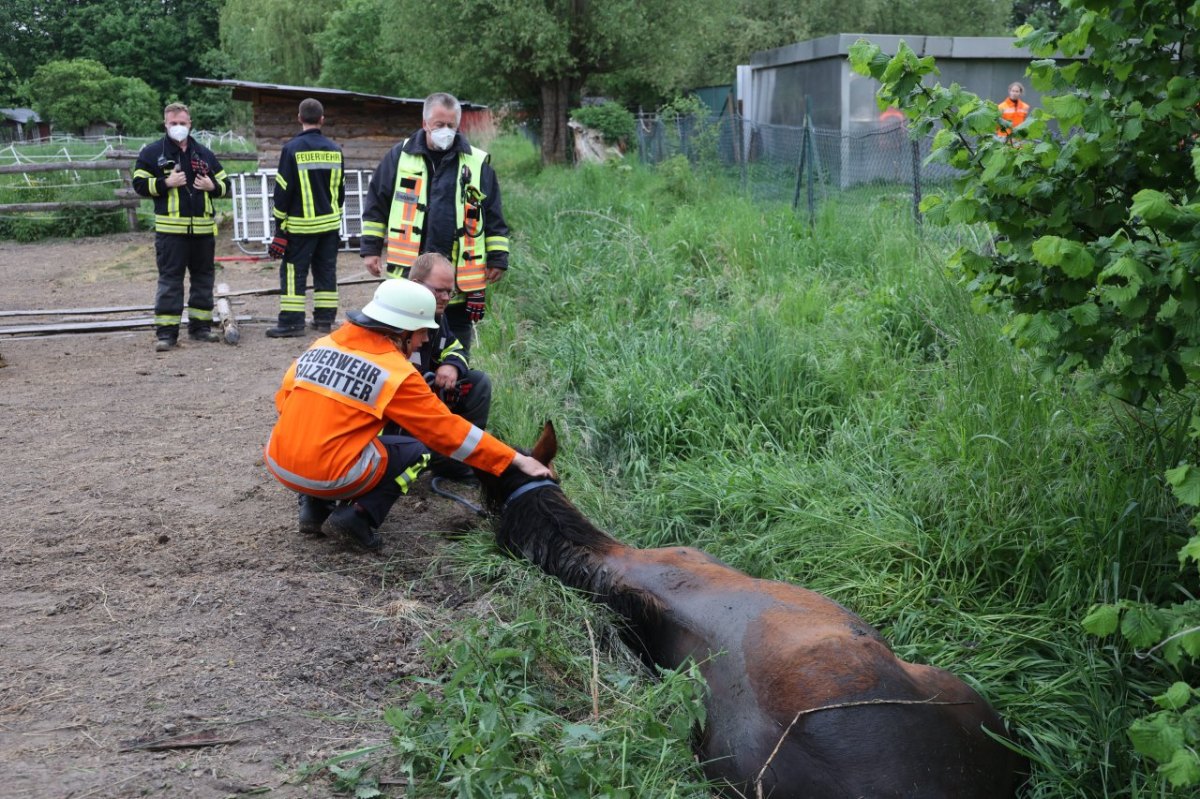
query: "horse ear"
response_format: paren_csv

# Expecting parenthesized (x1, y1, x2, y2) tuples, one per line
(531, 420, 558, 465)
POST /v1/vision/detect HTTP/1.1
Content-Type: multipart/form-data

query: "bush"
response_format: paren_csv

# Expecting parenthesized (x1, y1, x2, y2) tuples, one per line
(570, 102, 635, 146)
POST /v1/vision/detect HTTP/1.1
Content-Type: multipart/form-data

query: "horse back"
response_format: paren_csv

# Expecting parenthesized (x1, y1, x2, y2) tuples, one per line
(607, 546, 1024, 798)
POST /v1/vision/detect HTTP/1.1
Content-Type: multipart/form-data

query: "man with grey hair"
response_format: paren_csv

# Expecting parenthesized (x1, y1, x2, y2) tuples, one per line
(359, 92, 510, 354)
(406, 252, 494, 479)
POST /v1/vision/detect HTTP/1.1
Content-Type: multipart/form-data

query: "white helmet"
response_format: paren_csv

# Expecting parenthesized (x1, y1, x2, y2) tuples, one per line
(358, 278, 439, 332)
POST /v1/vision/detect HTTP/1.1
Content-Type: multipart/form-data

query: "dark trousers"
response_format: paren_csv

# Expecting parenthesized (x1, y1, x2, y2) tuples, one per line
(353, 435, 430, 527)
(444, 302, 474, 355)
(278, 229, 340, 328)
(154, 232, 215, 339)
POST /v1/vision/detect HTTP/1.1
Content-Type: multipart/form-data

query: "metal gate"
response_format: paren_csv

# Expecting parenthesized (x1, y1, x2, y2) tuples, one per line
(229, 168, 374, 255)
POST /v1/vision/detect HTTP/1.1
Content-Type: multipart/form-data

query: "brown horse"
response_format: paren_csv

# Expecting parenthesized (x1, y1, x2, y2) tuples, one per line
(478, 423, 1027, 799)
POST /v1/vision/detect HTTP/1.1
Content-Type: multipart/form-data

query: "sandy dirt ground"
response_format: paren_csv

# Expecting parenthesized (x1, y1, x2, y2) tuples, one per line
(0, 231, 488, 798)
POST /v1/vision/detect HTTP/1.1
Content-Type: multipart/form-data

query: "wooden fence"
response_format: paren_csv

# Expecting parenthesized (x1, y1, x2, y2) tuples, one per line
(0, 150, 259, 230)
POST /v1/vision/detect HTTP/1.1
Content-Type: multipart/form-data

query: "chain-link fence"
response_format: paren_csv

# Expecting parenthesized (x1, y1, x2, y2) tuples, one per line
(634, 113, 960, 228)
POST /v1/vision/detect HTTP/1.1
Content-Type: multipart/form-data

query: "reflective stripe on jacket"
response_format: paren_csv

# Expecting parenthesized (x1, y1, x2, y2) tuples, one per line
(273, 128, 345, 235)
(131, 136, 227, 235)
(263, 323, 515, 499)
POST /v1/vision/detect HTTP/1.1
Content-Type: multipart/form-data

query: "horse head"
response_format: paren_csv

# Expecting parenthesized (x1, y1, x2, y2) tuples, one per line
(475, 420, 560, 517)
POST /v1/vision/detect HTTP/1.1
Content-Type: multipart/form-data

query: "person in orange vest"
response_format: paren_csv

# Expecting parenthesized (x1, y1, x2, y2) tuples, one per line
(996, 82, 1031, 140)
(263, 278, 551, 552)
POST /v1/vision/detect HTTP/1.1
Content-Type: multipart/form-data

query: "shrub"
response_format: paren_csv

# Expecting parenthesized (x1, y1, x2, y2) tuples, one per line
(571, 102, 635, 146)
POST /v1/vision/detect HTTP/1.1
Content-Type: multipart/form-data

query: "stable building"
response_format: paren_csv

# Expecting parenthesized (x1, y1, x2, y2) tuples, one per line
(186, 79, 495, 169)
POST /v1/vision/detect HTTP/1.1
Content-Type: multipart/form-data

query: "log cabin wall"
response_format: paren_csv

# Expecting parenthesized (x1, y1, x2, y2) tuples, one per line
(250, 90, 425, 170)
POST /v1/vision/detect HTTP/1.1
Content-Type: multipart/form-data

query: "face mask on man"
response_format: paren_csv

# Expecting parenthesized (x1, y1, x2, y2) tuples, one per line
(167, 125, 189, 143)
(428, 126, 456, 151)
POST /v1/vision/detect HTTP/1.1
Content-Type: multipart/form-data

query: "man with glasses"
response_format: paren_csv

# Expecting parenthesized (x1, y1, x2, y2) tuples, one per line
(406, 252, 494, 481)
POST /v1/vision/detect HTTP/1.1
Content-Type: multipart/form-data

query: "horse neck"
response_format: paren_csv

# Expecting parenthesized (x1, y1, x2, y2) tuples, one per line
(498, 488, 632, 600)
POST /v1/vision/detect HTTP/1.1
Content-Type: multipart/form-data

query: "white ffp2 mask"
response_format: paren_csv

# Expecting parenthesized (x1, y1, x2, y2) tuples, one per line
(428, 127, 456, 150)
(167, 125, 189, 143)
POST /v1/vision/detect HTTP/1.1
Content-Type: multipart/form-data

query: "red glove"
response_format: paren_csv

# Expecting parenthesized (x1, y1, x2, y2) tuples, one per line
(465, 291, 486, 322)
(268, 234, 288, 259)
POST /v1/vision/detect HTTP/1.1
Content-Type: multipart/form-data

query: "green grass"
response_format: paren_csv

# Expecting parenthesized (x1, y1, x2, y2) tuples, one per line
(342, 134, 1195, 797)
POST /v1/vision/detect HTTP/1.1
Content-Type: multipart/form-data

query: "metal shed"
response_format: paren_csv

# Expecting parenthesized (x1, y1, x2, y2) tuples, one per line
(739, 34, 1042, 187)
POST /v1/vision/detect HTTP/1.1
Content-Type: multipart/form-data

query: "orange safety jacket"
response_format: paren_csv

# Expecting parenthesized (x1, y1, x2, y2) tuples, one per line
(263, 324, 515, 499)
(997, 98, 1030, 138)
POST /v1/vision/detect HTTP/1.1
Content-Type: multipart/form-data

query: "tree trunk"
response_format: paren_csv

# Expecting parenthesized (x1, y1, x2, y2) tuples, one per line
(540, 78, 570, 165)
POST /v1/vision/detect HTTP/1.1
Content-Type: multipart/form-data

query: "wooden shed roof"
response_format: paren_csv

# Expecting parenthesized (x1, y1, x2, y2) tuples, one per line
(186, 78, 488, 111)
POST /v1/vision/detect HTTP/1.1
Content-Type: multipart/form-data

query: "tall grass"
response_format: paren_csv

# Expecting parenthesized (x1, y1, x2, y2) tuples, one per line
(371, 136, 1193, 798)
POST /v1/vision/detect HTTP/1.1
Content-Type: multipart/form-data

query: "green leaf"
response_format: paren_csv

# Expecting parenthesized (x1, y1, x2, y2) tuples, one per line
(487, 647, 526, 662)
(1131, 190, 1178, 224)
(1166, 464, 1200, 506)
(1032, 236, 1095, 278)
(1122, 606, 1166, 649)
(1181, 534, 1200, 567)
(1042, 93, 1087, 127)
(1160, 746, 1200, 788)
(1067, 302, 1100, 326)
(1155, 682, 1195, 711)
(1082, 604, 1121, 636)
(1129, 714, 1184, 762)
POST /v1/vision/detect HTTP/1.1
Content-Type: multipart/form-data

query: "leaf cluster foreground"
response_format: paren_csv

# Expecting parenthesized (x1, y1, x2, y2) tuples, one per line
(850, 0, 1200, 787)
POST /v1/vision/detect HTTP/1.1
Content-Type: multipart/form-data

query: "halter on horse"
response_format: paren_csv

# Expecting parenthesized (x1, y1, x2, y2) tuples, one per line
(477, 423, 1027, 798)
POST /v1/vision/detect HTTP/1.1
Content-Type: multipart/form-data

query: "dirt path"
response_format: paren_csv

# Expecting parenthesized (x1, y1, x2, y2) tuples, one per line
(0, 232, 482, 798)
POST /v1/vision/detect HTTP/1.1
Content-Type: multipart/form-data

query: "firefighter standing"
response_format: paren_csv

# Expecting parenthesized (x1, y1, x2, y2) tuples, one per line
(996, 82, 1031, 140)
(132, 102, 228, 352)
(360, 92, 510, 355)
(263, 278, 551, 552)
(265, 98, 345, 337)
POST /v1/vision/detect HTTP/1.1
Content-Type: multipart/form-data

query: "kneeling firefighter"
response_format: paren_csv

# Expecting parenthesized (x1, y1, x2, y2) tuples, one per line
(263, 278, 551, 551)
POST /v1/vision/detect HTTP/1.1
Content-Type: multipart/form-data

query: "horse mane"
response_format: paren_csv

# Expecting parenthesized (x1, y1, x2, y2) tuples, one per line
(495, 485, 667, 634)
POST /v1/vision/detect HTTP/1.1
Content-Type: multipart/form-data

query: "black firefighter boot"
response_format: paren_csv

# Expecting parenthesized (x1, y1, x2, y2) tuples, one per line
(298, 494, 333, 536)
(266, 310, 306, 338)
(322, 503, 382, 552)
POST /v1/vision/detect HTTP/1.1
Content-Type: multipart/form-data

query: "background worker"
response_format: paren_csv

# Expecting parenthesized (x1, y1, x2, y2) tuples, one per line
(359, 92, 510, 354)
(132, 102, 228, 352)
(996, 81, 1031, 140)
(407, 252, 493, 480)
(266, 98, 345, 337)
(263, 279, 550, 552)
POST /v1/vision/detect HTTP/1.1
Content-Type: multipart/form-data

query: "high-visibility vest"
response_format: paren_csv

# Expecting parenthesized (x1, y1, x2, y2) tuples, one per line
(385, 144, 489, 292)
(997, 99, 1030, 138)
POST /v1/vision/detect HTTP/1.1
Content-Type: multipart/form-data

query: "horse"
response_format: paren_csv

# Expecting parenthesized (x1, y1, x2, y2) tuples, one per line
(476, 422, 1027, 799)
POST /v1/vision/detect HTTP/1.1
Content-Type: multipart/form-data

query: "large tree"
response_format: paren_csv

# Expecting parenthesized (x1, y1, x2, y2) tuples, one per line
(219, 0, 341, 86)
(320, 0, 712, 164)
(28, 59, 159, 134)
(0, 1, 223, 100)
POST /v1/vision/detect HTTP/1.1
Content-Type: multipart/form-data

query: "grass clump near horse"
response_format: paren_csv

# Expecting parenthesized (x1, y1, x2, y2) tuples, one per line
(472, 421, 1027, 798)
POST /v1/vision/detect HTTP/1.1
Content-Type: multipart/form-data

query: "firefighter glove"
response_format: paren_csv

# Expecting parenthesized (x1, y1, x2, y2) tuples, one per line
(465, 291, 486, 322)
(190, 153, 210, 178)
(268, 234, 288, 259)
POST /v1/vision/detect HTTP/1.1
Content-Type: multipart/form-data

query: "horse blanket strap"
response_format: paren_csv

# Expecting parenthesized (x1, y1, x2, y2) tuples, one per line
(504, 479, 560, 510)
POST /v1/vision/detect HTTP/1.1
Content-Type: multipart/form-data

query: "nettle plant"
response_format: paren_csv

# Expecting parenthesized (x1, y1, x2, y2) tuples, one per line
(850, 0, 1200, 787)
